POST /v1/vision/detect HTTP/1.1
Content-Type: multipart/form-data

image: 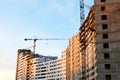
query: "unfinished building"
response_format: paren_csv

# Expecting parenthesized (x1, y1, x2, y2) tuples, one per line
(66, 6, 96, 80)
(94, 0, 120, 80)
(69, 32, 81, 80)
(79, 6, 96, 80)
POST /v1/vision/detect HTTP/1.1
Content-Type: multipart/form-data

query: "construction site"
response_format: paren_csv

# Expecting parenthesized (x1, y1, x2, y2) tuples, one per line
(16, 0, 120, 80)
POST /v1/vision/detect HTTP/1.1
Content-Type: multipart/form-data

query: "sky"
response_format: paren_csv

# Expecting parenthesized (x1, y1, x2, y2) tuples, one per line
(0, 0, 93, 80)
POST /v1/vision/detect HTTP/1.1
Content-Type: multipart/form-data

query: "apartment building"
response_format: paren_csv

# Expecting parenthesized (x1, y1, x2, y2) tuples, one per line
(68, 32, 81, 80)
(16, 49, 66, 80)
(16, 49, 34, 80)
(66, 47, 70, 80)
(79, 6, 97, 80)
(16, 49, 57, 80)
(67, 0, 120, 79)
(66, 6, 96, 80)
(65, 6, 95, 80)
(32, 49, 66, 80)
(31, 55, 58, 80)
(94, 0, 120, 80)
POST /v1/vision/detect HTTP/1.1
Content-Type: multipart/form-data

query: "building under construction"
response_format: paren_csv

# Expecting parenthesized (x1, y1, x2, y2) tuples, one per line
(79, 6, 96, 80)
(69, 32, 81, 80)
(16, 0, 120, 80)
(95, 0, 120, 80)
(65, 6, 96, 80)
(66, 0, 120, 80)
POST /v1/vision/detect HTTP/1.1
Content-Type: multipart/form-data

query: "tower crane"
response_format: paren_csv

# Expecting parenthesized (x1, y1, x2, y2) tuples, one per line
(24, 38, 68, 54)
(80, 0, 85, 25)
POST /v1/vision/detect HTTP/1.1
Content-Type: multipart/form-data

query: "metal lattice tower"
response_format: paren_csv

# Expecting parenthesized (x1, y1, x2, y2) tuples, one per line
(80, 0, 85, 25)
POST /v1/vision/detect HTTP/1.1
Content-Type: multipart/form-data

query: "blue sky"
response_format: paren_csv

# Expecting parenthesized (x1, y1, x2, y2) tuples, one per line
(0, 0, 93, 80)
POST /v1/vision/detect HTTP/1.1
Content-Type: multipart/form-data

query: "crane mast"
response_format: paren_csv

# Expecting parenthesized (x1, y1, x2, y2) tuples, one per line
(24, 38, 38, 54)
(80, 0, 85, 25)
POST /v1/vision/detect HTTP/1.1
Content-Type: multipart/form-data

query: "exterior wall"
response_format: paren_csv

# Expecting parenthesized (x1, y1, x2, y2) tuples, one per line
(94, 0, 120, 80)
(16, 49, 33, 80)
(31, 58, 37, 80)
(79, 7, 96, 80)
(32, 50, 66, 80)
(69, 32, 81, 80)
(66, 47, 70, 80)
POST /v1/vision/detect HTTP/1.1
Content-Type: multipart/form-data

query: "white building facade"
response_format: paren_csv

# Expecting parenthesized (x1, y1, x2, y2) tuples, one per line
(31, 50, 66, 80)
